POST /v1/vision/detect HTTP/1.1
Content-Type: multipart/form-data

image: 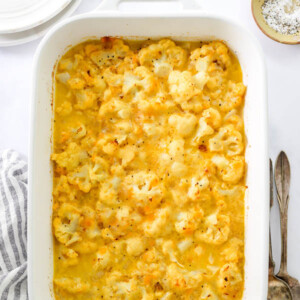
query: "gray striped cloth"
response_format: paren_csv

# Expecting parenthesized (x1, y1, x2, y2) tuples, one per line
(0, 150, 28, 299)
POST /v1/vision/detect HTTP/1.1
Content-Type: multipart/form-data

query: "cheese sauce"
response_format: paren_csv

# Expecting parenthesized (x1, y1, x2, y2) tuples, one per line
(52, 38, 246, 300)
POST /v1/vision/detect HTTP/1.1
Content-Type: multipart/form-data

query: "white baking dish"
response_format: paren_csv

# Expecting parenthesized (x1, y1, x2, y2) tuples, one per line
(28, 2, 269, 299)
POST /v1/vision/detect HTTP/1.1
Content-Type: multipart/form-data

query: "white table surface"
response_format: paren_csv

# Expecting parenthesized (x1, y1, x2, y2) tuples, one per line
(0, 0, 299, 283)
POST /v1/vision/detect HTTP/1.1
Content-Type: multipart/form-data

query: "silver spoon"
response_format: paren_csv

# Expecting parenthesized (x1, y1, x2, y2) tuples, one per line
(275, 151, 300, 299)
(268, 159, 293, 300)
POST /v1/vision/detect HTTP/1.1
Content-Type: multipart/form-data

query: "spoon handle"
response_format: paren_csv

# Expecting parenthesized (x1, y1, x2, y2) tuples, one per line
(275, 151, 291, 277)
(269, 159, 275, 272)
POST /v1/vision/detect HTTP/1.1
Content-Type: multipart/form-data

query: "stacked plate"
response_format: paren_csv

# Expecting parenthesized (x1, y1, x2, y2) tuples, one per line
(0, 0, 82, 47)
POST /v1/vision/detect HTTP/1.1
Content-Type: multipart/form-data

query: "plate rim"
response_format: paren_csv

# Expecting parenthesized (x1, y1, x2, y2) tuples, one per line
(0, 0, 72, 34)
(0, 0, 82, 47)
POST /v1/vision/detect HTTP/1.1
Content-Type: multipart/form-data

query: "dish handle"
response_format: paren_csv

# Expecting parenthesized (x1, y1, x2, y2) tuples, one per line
(96, 0, 200, 11)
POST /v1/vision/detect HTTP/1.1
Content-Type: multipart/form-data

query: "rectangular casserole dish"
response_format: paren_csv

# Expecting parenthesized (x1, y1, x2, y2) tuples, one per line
(28, 2, 268, 299)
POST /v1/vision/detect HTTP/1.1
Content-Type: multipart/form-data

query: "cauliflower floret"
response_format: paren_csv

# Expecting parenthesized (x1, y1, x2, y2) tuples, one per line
(143, 207, 171, 237)
(191, 117, 214, 146)
(96, 202, 115, 226)
(160, 240, 183, 267)
(213, 81, 246, 112)
(175, 208, 204, 234)
(54, 277, 90, 294)
(118, 145, 136, 167)
(187, 176, 210, 201)
(202, 107, 222, 129)
(193, 70, 209, 90)
(123, 66, 157, 97)
(115, 120, 133, 134)
(94, 246, 113, 270)
(89, 157, 109, 183)
(59, 246, 79, 267)
(168, 71, 200, 105)
(56, 101, 72, 116)
(99, 177, 121, 206)
(166, 263, 203, 291)
(99, 99, 132, 119)
(170, 161, 188, 177)
(116, 205, 131, 221)
(68, 165, 91, 193)
(95, 134, 125, 155)
(90, 38, 131, 68)
(168, 139, 185, 161)
(221, 238, 243, 262)
(92, 75, 107, 93)
(101, 271, 141, 298)
(190, 41, 231, 71)
(189, 52, 210, 73)
(68, 77, 86, 89)
(70, 123, 87, 140)
(53, 175, 75, 200)
(72, 240, 98, 254)
(74, 88, 97, 110)
(123, 171, 165, 206)
(170, 179, 190, 206)
(101, 228, 115, 241)
(81, 135, 96, 150)
(213, 182, 246, 203)
(208, 125, 244, 156)
(224, 110, 244, 131)
(102, 67, 123, 87)
(59, 58, 73, 71)
(126, 236, 145, 256)
(67, 157, 108, 193)
(195, 211, 230, 245)
(51, 142, 87, 171)
(200, 284, 219, 300)
(114, 278, 140, 298)
(53, 203, 81, 246)
(56, 72, 71, 85)
(138, 39, 187, 76)
(143, 122, 163, 137)
(217, 263, 243, 296)
(211, 155, 245, 183)
(177, 238, 193, 253)
(168, 113, 197, 138)
(194, 245, 204, 256)
(165, 263, 186, 290)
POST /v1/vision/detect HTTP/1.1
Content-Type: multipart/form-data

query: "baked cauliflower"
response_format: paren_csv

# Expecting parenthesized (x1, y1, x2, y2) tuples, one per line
(51, 142, 88, 171)
(209, 125, 244, 156)
(54, 277, 90, 294)
(123, 171, 165, 207)
(211, 155, 245, 183)
(53, 203, 81, 246)
(195, 211, 230, 245)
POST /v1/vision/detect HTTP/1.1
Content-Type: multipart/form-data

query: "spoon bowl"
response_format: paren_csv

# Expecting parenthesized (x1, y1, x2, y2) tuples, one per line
(268, 275, 293, 300)
(275, 151, 300, 299)
(268, 160, 292, 300)
(252, 0, 300, 44)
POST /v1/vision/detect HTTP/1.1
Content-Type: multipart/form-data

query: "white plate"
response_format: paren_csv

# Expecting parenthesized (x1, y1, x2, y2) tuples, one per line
(0, 0, 82, 47)
(0, 0, 72, 34)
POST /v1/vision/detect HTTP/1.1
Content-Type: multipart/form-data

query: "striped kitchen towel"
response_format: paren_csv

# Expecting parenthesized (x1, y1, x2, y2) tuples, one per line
(0, 150, 28, 300)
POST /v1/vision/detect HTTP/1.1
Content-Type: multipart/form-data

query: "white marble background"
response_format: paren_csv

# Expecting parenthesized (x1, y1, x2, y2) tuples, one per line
(0, 0, 299, 282)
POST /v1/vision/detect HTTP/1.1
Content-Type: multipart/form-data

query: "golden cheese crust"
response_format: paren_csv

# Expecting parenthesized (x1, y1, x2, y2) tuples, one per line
(52, 37, 246, 300)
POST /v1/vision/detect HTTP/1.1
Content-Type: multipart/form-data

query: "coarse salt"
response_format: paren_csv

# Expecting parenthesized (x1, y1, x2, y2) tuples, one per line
(262, 0, 300, 35)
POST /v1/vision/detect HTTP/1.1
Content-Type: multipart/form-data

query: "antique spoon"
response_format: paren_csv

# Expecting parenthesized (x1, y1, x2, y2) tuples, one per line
(275, 151, 300, 299)
(268, 159, 293, 300)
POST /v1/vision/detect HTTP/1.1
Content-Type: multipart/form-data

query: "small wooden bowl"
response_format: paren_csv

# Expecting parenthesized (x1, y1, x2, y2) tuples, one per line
(252, 0, 300, 44)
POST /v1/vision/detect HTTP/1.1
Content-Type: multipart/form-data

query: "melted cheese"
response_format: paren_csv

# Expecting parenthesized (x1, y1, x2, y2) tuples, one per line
(52, 38, 246, 300)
